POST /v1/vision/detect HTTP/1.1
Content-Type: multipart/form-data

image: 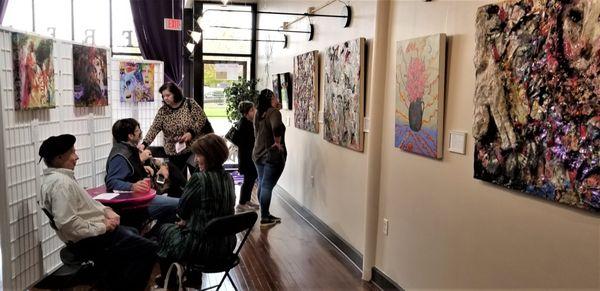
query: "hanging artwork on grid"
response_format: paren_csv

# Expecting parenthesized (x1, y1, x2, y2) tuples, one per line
(279, 72, 293, 110)
(272, 74, 281, 104)
(293, 50, 319, 133)
(395, 34, 446, 159)
(323, 38, 366, 152)
(119, 61, 155, 103)
(73, 44, 108, 107)
(473, 0, 599, 212)
(12, 32, 55, 110)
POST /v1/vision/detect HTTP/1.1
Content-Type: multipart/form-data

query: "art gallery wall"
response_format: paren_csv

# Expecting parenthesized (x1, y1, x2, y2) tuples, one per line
(259, 0, 599, 289)
(376, 1, 600, 289)
(256, 0, 377, 254)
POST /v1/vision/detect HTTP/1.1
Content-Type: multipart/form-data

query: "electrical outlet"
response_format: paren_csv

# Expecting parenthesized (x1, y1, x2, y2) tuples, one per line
(383, 218, 389, 236)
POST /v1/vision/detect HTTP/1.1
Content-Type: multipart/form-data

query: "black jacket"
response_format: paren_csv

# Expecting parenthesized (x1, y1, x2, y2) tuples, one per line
(237, 117, 256, 175)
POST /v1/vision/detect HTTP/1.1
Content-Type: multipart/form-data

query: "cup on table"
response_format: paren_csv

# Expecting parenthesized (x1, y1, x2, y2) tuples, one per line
(133, 178, 152, 194)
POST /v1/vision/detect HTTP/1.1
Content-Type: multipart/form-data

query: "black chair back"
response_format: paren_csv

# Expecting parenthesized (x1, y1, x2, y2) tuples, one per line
(41, 206, 58, 230)
(203, 211, 258, 239)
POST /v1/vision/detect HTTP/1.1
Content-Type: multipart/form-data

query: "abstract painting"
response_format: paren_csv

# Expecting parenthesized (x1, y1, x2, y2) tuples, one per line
(272, 74, 281, 104)
(473, 0, 599, 212)
(395, 34, 446, 159)
(12, 32, 55, 110)
(279, 72, 292, 110)
(119, 61, 155, 103)
(293, 51, 319, 133)
(323, 38, 366, 151)
(73, 44, 108, 107)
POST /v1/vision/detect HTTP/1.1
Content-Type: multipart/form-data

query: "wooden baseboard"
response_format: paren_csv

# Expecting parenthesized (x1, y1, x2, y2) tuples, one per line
(371, 267, 404, 291)
(274, 185, 363, 270)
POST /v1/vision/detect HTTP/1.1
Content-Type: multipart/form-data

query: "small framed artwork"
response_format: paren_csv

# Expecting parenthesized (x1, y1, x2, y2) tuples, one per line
(279, 72, 293, 110)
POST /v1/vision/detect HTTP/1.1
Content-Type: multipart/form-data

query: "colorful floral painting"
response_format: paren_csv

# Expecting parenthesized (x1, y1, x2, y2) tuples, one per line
(272, 74, 281, 104)
(119, 61, 155, 103)
(473, 0, 599, 211)
(279, 72, 292, 110)
(73, 45, 108, 107)
(293, 51, 319, 133)
(12, 33, 55, 110)
(324, 38, 366, 152)
(395, 34, 446, 158)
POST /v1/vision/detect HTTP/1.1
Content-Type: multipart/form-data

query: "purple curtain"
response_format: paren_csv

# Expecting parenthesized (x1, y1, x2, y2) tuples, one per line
(0, 0, 9, 23)
(130, 0, 183, 85)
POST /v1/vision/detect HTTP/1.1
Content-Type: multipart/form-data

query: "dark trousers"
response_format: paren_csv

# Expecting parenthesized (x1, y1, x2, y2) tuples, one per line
(255, 161, 285, 217)
(70, 226, 158, 291)
(239, 167, 257, 205)
(168, 151, 195, 178)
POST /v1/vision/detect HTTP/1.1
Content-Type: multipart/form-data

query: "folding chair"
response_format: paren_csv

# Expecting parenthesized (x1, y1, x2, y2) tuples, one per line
(188, 211, 258, 291)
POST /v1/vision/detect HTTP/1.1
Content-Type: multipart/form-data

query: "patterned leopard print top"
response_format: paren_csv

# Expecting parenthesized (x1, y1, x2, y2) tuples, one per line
(143, 98, 207, 156)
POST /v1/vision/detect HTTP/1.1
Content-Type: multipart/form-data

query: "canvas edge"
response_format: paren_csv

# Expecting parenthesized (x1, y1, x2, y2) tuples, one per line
(436, 33, 447, 159)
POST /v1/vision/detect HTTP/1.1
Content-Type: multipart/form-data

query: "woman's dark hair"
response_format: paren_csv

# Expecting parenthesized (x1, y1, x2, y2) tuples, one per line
(112, 118, 140, 143)
(191, 133, 229, 171)
(256, 89, 274, 119)
(238, 101, 254, 115)
(159, 82, 184, 103)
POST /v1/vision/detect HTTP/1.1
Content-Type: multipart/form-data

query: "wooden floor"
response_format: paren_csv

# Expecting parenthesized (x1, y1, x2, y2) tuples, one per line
(35, 192, 378, 291)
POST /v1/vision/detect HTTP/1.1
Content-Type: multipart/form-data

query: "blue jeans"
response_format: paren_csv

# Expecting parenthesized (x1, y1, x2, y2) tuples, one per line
(255, 161, 284, 217)
(148, 195, 179, 223)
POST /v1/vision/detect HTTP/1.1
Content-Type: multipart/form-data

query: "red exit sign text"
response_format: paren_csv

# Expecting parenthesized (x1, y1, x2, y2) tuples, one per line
(164, 18, 182, 31)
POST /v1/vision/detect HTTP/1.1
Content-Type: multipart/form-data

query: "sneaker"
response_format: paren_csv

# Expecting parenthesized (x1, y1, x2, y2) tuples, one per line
(260, 217, 278, 228)
(268, 215, 281, 223)
(246, 201, 260, 210)
(236, 203, 254, 212)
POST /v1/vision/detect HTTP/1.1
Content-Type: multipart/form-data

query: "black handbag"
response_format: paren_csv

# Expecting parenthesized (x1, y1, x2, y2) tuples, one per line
(225, 121, 241, 146)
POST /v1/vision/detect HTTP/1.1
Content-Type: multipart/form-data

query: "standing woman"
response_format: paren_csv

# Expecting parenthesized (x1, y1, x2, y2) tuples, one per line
(253, 89, 286, 227)
(235, 101, 259, 211)
(141, 82, 207, 176)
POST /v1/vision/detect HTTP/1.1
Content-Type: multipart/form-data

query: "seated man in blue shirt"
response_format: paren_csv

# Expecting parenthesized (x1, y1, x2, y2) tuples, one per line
(106, 118, 179, 224)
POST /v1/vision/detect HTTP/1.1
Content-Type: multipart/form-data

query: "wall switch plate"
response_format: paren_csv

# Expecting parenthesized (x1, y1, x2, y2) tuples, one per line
(363, 118, 370, 132)
(383, 218, 389, 236)
(449, 131, 467, 155)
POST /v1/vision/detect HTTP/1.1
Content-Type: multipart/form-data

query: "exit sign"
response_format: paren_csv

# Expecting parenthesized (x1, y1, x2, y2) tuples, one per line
(164, 18, 182, 31)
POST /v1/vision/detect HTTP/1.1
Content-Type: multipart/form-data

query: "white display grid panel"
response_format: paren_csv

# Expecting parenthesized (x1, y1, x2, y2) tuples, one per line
(0, 27, 113, 290)
(111, 59, 164, 147)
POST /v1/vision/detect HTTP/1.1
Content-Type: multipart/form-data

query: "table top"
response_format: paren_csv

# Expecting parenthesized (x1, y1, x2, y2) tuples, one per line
(86, 185, 156, 206)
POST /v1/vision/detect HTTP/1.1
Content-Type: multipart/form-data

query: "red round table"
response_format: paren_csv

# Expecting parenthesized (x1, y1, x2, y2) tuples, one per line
(86, 185, 156, 209)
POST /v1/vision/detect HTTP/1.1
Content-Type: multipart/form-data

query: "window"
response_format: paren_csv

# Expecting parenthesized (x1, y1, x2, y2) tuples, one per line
(201, 4, 252, 55)
(2, 0, 33, 32)
(73, 0, 110, 46)
(2, 0, 141, 58)
(34, 0, 72, 39)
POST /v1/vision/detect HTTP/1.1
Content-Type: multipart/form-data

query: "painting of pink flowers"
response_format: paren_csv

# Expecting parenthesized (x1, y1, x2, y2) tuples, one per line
(395, 34, 446, 158)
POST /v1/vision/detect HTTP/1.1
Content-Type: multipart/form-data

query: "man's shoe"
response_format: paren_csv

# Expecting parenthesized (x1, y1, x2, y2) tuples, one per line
(268, 215, 281, 223)
(260, 217, 278, 228)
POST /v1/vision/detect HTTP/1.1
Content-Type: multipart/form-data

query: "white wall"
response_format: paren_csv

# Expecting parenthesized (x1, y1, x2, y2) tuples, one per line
(375, 1, 600, 289)
(257, 0, 377, 254)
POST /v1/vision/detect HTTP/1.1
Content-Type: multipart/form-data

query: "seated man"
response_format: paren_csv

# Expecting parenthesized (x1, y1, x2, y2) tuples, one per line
(39, 134, 157, 291)
(106, 118, 179, 223)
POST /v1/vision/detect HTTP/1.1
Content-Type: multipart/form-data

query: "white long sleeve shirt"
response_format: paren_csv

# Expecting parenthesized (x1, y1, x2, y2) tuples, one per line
(41, 167, 108, 243)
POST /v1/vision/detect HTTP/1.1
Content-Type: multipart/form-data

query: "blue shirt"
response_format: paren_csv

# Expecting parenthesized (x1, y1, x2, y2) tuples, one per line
(105, 155, 135, 191)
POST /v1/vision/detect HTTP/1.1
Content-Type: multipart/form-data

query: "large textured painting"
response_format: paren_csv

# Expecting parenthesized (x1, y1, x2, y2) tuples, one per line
(323, 38, 366, 151)
(279, 72, 292, 110)
(293, 51, 319, 133)
(73, 45, 108, 107)
(474, 0, 599, 211)
(395, 34, 446, 158)
(12, 33, 55, 110)
(119, 61, 155, 103)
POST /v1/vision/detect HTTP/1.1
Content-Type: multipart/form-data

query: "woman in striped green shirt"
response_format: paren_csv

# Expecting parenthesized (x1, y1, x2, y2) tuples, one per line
(156, 134, 236, 278)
